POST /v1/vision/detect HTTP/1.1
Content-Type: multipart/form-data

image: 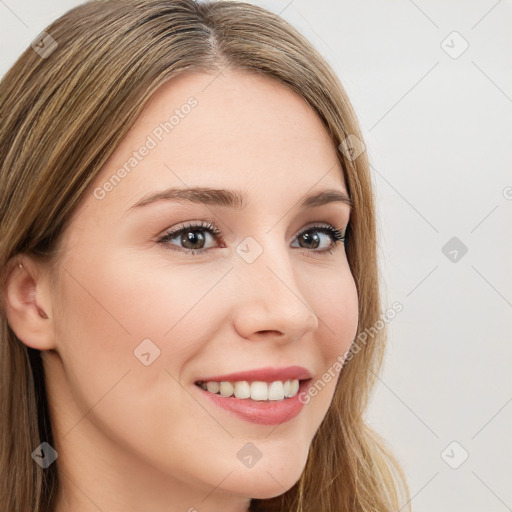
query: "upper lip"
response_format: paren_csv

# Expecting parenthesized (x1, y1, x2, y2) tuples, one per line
(195, 365, 313, 383)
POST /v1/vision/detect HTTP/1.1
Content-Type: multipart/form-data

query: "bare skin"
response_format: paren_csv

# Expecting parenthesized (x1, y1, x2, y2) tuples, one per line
(4, 69, 358, 512)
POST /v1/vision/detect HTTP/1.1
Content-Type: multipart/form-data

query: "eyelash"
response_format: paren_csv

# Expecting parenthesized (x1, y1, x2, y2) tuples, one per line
(157, 220, 347, 256)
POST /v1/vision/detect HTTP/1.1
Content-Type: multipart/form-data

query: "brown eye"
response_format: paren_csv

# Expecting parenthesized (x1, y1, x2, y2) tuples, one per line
(158, 220, 221, 255)
(176, 230, 207, 250)
(292, 225, 346, 253)
(158, 221, 345, 256)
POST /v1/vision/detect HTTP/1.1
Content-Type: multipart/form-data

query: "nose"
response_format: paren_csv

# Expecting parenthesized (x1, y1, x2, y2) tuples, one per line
(231, 241, 319, 344)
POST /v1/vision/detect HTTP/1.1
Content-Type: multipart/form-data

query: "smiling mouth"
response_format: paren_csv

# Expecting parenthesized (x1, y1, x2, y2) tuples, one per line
(194, 378, 307, 401)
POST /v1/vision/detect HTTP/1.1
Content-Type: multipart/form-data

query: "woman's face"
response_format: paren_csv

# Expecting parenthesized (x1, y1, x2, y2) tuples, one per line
(43, 70, 359, 510)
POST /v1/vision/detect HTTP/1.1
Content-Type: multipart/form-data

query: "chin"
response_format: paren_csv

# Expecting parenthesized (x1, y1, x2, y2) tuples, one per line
(247, 481, 297, 500)
(226, 456, 307, 500)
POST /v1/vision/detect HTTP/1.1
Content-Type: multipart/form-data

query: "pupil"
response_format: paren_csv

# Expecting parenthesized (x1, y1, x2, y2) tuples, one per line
(302, 232, 319, 249)
(182, 230, 205, 249)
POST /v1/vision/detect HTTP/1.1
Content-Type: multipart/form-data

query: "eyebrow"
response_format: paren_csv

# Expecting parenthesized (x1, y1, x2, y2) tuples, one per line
(127, 186, 352, 212)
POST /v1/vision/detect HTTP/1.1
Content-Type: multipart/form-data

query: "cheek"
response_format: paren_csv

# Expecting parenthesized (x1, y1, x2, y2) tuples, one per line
(303, 266, 358, 412)
(53, 253, 231, 464)
(54, 249, 234, 424)
(60, 250, 224, 352)
(312, 265, 359, 361)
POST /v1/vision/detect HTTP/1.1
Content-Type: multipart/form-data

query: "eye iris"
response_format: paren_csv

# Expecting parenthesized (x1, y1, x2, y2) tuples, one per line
(182, 230, 205, 250)
(300, 231, 320, 249)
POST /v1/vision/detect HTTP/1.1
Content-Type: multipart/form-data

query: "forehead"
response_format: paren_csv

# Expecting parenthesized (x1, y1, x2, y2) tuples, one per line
(87, 69, 347, 218)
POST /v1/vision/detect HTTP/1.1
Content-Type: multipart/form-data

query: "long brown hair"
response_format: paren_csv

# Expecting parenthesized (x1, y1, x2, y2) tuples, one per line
(0, 1, 409, 510)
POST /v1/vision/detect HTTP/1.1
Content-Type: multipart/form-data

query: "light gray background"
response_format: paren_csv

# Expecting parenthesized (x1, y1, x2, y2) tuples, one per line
(1, 1, 511, 511)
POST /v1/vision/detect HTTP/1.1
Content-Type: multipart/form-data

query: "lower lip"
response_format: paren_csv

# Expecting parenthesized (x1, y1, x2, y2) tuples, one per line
(194, 380, 311, 426)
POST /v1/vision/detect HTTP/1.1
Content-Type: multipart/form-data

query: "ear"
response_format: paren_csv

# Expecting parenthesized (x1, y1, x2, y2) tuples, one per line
(2, 255, 55, 351)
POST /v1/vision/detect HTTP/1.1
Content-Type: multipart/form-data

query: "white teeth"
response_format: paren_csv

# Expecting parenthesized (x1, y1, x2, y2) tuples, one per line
(251, 381, 268, 401)
(206, 381, 219, 393)
(234, 381, 251, 399)
(289, 379, 299, 396)
(219, 381, 234, 397)
(268, 381, 285, 400)
(198, 378, 301, 401)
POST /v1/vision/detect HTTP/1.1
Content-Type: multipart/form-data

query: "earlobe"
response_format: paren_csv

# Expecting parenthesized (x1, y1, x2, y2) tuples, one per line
(2, 258, 55, 351)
